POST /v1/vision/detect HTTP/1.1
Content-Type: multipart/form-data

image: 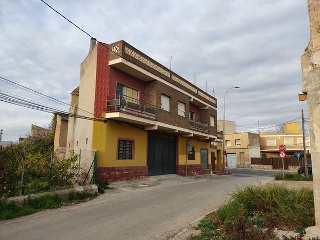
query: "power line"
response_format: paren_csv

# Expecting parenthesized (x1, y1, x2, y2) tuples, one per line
(237, 116, 303, 133)
(0, 76, 69, 106)
(0, 90, 105, 122)
(40, 0, 93, 39)
(39, 0, 131, 64)
(0, 76, 94, 116)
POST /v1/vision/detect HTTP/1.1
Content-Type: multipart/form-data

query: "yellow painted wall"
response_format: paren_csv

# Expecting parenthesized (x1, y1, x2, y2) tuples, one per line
(285, 122, 300, 134)
(92, 120, 147, 167)
(177, 136, 213, 165)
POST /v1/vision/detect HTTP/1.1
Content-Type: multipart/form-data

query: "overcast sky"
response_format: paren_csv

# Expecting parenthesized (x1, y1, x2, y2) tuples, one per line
(0, 0, 310, 141)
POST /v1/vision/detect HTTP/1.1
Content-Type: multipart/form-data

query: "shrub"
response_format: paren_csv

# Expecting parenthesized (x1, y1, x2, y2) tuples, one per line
(275, 172, 313, 181)
(192, 184, 314, 239)
(0, 135, 79, 198)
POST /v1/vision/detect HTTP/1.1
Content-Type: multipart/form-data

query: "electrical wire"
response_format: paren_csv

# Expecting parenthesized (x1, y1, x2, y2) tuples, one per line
(0, 90, 105, 122)
(236, 116, 304, 133)
(40, 0, 93, 39)
(39, 0, 133, 65)
(0, 76, 94, 117)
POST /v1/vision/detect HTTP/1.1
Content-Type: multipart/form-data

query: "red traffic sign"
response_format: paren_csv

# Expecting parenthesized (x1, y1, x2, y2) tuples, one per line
(279, 151, 286, 158)
(279, 145, 286, 152)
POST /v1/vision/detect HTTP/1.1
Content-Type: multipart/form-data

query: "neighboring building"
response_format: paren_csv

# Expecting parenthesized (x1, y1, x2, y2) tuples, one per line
(218, 121, 309, 168)
(224, 132, 260, 168)
(217, 120, 236, 135)
(260, 122, 310, 158)
(54, 115, 68, 152)
(301, 0, 320, 234)
(30, 124, 51, 137)
(57, 39, 218, 182)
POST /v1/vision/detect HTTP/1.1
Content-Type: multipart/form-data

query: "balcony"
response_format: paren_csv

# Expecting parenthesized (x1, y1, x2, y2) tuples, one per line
(189, 119, 209, 133)
(105, 95, 215, 141)
(106, 95, 156, 120)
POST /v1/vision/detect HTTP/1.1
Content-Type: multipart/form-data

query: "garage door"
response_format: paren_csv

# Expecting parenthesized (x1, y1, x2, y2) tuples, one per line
(226, 153, 237, 168)
(147, 132, 176, 176)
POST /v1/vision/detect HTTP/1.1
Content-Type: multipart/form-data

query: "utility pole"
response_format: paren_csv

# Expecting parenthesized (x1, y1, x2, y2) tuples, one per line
(302, 109, 308, 177)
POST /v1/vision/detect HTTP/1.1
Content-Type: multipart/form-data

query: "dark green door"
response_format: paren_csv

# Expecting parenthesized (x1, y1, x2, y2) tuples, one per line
(148, 132, 176, 176)
(201, 149, 208, 169)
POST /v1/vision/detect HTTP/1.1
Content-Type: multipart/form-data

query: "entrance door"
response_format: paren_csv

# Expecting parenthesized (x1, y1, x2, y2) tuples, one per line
(240, 152, 245, 166)
(148, 132, 176, 176)
(201, 149, 208, 169)
(227, 153, 237, 168)
(211, 152, 216, 171)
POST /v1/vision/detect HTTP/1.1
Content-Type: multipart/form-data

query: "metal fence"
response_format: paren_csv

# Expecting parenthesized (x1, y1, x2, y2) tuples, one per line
(251, 156, 311, 170)
(1, 146, 97, 198)
(56, 148, 97, 185)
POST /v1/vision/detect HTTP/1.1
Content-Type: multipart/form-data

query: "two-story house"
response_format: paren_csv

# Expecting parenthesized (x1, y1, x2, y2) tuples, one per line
(224, 132, 260, 168)
(260, 122, 310, 158)
(58, 39, 218, 182)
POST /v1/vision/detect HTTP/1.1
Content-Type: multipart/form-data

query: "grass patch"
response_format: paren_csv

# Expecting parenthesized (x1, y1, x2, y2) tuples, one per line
(275, 172, 313, 181)
(0, 191, 97, 221)
(190, 184, 314, 240)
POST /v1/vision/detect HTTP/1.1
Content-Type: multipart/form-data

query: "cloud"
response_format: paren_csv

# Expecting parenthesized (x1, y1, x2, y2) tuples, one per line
(0, 0, 310, 140)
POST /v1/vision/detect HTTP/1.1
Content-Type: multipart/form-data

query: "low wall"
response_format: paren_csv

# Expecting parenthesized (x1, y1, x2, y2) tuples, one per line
(8, 185, 98, 205)
(250, 164, 273, 170)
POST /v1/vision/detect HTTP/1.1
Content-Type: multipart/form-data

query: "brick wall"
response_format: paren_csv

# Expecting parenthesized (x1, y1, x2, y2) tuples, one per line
(176, 164, 212, 176)
(97, 166, 148, 182)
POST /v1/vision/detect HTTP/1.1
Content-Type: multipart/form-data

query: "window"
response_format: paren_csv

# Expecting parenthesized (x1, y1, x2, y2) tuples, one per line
(235, 139, 241, 146)
(267, 139, 276, 146)
(161, 94, 170, 111)
(297, 138, 303, 146)
(189, 111, 195, 120)
(118, 139, 134, 160)
(284, 138, 294, 146)
(210, 115, 215, 127)
(188, 146, 195, 160)
(116, 83, 139, 104)
(226, 140, 231, 147)
(178, 101, 185, 116)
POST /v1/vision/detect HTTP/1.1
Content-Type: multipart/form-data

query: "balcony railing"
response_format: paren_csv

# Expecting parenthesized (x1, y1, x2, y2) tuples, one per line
(189, 119, 208, 133)
(106, 95, 156, 119)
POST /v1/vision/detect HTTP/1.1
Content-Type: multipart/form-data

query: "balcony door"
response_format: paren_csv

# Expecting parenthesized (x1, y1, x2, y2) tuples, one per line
(116, 83, 139, 104)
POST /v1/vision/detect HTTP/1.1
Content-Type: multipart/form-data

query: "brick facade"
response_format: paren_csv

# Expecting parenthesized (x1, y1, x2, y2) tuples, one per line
(176, 164, 212, 176)
(97, 166, 148, 182)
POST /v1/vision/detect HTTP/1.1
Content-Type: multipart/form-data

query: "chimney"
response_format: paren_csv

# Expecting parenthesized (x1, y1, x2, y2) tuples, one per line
(89, 37, 97, 53)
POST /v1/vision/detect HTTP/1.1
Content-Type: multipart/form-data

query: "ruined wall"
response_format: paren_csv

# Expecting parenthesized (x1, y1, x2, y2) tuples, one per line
(301, 0, 320, 228)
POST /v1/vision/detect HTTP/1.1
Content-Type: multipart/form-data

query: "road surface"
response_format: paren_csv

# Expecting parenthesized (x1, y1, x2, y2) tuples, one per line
(0, 169, 275, 240)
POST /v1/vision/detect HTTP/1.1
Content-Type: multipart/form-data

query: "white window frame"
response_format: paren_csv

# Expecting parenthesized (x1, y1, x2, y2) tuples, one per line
(267, 139, 276, 147)
(178, 101, 185, 117)
(284, 138, 294, 146)
(210, 115, 215, 127)
(235, 139, 241, 147)
(161, 94, 170, 112)
(226, 140, 231, 147)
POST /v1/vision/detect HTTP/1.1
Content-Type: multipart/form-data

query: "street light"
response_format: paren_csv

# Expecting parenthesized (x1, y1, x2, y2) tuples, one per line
(222, 86, 240, 170)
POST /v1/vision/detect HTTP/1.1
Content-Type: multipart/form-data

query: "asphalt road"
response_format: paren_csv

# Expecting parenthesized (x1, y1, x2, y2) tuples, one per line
(0, 169, 276, 240)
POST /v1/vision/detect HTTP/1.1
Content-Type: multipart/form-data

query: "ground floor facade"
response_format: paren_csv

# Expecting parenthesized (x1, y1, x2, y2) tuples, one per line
(92, 120, 221, 182)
